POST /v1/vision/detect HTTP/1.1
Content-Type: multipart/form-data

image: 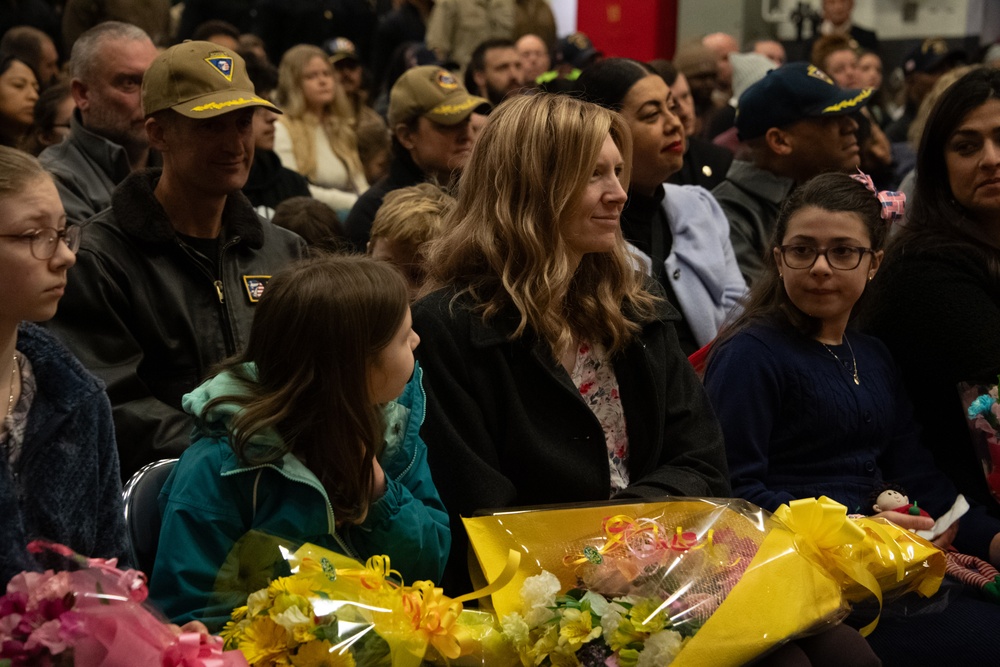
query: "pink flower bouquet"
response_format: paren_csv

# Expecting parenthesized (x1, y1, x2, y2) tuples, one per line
(0, 541, 246, 667)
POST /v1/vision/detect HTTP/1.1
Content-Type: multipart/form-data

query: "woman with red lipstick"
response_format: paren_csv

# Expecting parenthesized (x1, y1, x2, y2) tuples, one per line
(0, 146, 127, 584)
(705, 171, 1000, 664)
(865, 68, 1000, 521)
(576, 58, 747, 356)
(412, 93, 730, 594)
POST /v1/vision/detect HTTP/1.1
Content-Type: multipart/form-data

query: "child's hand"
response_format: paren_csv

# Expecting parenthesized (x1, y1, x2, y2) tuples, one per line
(872, 510, 934, 533)
(372, 457, 387, 500)
(932, 521, 959, 551)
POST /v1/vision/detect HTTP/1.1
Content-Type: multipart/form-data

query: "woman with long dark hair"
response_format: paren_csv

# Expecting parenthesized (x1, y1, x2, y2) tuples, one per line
(864, 67, 1000, 518)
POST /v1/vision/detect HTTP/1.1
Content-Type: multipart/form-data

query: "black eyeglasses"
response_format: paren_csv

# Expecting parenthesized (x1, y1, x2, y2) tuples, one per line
(777, 245, 874, 270)
(0, 224, 82, 260)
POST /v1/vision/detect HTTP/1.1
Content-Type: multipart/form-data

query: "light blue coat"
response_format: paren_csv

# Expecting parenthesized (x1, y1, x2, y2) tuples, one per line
(630, 184, 748, 347)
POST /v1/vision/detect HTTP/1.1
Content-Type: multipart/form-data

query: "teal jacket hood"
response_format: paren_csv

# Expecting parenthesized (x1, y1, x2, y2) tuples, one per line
(181, 364, 284, 448)
(180, 362, 428, 467)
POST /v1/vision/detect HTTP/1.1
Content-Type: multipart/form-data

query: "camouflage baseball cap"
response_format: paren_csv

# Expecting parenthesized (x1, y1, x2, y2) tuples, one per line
(142, 40, 281, 118)
(388, 66, 489, 127)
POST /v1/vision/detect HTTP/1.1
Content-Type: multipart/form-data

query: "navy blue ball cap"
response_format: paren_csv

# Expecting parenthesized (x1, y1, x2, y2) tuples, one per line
(735, 62, 873, 141)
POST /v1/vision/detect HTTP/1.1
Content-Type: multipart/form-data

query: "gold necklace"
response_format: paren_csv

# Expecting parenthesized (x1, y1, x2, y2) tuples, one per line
(821, 335, 860, 386)
(6, 354, 17, 418)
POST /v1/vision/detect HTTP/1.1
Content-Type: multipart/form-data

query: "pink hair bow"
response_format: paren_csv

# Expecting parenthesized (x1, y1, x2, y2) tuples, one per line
(850, 169, 906, 223)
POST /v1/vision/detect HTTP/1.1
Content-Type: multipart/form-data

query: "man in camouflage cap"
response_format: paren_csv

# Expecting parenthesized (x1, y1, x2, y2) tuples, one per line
(344, 65, 488, 250)
(50, 41, 305, 478)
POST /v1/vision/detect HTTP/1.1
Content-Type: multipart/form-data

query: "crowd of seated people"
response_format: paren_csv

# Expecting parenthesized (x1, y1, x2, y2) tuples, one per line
(2, 1, 1000, 663)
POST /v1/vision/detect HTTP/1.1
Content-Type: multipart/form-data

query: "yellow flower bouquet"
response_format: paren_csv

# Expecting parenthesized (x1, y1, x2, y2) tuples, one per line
(221, 543, 516, 667)
(463, 496, 946, 667)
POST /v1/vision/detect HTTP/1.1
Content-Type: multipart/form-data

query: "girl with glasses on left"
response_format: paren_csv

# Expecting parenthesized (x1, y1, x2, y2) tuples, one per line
(0, 145, 127, 584)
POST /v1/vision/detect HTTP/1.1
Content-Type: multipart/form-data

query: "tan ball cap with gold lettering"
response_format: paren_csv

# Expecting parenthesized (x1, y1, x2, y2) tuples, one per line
(142, 40, 281, 118)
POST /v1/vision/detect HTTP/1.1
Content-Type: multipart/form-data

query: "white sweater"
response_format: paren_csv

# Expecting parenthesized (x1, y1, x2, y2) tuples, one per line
(273, 121, 368, 212)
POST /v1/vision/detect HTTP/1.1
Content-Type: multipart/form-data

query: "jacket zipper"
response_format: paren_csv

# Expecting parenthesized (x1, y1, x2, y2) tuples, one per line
(174, 236, 240, 356)
(391, 371, 426, 481)
(215, 237, 241, 356)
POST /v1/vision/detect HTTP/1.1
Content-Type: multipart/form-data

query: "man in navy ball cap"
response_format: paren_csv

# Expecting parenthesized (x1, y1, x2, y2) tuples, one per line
(712, 62, 871, 284)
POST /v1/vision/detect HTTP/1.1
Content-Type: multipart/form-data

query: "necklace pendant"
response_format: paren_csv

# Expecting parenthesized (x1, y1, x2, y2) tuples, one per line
(853, 373, 860, 385)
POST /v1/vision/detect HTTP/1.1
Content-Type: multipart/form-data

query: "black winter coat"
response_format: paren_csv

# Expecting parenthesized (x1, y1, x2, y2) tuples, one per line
(863, 243, 1000, 518)
(412, 287, 731, 592)
(48, 170, 305, 479)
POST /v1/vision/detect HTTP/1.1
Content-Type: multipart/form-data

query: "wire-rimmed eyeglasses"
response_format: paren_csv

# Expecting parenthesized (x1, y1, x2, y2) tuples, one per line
(0, 224, 82, 260)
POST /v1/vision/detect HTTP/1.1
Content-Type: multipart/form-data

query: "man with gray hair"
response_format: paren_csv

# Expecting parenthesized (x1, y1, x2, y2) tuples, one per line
(39, 21, 158, 224)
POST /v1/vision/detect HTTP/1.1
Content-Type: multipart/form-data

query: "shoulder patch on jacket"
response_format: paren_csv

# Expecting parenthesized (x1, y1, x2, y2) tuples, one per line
(243, 275, 270, 303)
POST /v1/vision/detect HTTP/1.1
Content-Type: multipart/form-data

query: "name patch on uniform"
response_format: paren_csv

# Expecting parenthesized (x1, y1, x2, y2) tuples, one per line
(243, 275, 270, 303)
(206, 55, 234, 81)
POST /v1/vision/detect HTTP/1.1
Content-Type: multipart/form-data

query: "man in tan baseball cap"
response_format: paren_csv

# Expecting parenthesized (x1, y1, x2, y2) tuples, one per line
(142, 40, 281, 119)
(49, 40, 305, 476)
(344, 65, 489, 249)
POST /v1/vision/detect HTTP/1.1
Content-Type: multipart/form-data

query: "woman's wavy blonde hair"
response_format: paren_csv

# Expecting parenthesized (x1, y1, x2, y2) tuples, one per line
(275, 44, 364, 183)
(423, 93, 660, 357)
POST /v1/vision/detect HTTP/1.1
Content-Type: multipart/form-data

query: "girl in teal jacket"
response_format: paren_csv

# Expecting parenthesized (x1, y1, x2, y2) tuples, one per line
(149, 255, 450, 631)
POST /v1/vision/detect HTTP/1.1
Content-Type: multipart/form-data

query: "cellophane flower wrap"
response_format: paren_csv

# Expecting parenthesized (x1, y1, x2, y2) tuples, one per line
(0, 541, 245, 667)
(958, 379, 1000, 503)
(463, 497, 946, 667)
(221, 542, 515, 667)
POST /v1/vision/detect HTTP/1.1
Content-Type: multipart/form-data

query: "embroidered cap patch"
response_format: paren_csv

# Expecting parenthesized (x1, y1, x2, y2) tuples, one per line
(806, 65, 834, 86)
(243, 275, 270, 303)
(436, 70, 458, 90)
(206, 55, 234, 81)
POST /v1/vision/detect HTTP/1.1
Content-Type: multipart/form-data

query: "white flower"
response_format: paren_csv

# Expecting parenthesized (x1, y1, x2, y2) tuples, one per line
(636, 629, 685, 667)
(501, 612, 531, 646)
(270, 603, 313, 633)
(581, 591, 610, 617)
(520, 571, 561, 626)
(600, 601, 629, 643)
(246, 588, 271, 616)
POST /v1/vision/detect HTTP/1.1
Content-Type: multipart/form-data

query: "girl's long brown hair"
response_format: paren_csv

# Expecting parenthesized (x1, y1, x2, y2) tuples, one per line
(206, 254, 409, 525)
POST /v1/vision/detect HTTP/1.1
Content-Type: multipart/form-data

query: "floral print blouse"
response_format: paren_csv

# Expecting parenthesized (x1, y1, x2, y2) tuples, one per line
(571, 342, 629, 495)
